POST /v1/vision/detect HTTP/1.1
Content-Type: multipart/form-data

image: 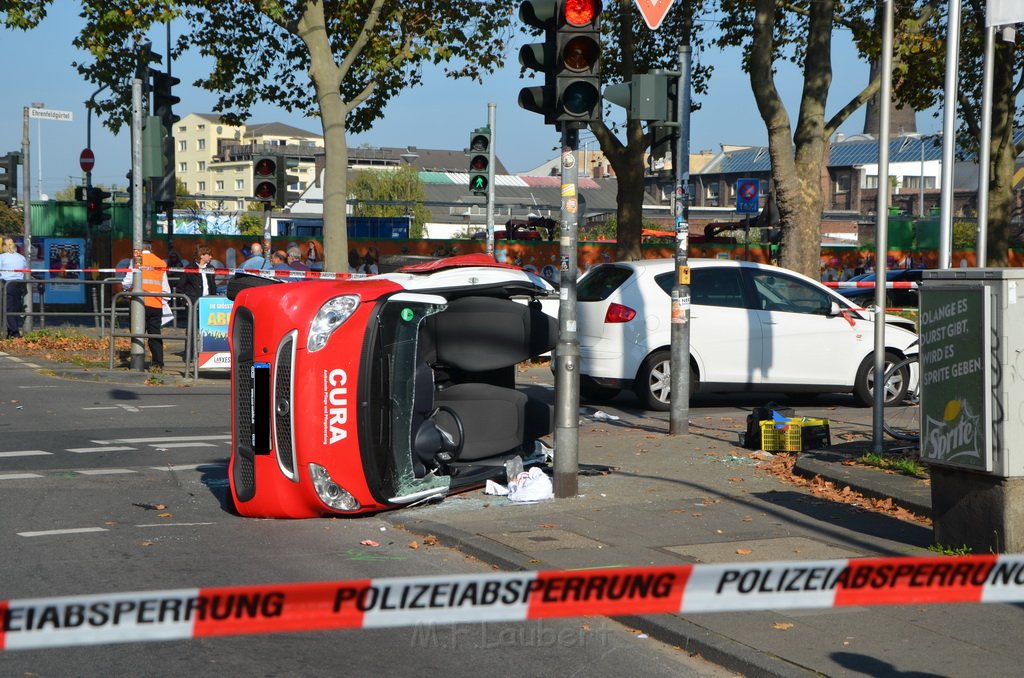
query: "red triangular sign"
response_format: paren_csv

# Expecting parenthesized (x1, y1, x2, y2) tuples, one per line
(634, 0, 674, 30)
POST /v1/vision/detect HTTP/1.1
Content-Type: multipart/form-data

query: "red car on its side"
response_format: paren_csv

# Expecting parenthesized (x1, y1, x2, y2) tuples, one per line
(227, 255, 557, 518)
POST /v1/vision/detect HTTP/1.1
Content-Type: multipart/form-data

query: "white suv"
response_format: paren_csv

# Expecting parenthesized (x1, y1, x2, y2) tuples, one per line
(575, 259, 918, 411)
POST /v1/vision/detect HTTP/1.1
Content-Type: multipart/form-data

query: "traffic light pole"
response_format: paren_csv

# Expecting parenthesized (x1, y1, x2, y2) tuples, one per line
(669, 44, 693, 435)
(130, 78, 146, 372)
(21, 106, 33, 334)
(486, 103, 496, 259)
(553, 125, 580, 499)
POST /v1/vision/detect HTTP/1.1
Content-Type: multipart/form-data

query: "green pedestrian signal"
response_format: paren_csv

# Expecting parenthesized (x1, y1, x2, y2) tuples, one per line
(468, 127, 491, 196)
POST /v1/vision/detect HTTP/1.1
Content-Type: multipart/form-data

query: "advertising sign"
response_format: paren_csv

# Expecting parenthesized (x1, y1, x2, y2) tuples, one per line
(919, 285, 991, 471)
(43, 238, 85, 305)
(197, 297, 232, 371)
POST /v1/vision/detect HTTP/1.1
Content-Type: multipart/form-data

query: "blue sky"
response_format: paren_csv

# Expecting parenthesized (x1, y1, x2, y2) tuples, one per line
(0, 5, 936, 200)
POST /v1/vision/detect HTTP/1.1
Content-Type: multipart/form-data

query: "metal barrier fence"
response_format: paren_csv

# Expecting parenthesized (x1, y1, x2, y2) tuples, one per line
(1, 277, 201, 381)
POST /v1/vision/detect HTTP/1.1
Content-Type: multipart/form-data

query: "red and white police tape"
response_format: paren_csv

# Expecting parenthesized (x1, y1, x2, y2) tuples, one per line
(3, 554, 1023, 651)
(0, 266, 348, 280)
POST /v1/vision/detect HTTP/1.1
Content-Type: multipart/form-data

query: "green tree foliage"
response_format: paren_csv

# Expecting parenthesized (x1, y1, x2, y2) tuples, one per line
(350, 166, 429, 239)
(0, 203, 23, 235)
(2, 1, 517, 271)
(237, 214, 263, 237)
(174, 177, 198, 211)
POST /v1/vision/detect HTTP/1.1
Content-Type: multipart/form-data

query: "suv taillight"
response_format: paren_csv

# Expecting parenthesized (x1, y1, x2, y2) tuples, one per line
(604, 303, 636, 323)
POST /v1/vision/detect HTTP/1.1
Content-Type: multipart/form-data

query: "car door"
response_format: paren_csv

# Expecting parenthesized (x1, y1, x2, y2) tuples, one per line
(658, 266, 763, 386)
(744, 268, 869, 386)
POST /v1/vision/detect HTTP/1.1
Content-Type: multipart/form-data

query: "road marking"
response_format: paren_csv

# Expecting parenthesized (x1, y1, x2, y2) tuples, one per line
(74, 469, 137, 476)
(0, 450, 51, 458)
(94, 435, 231, 445)
(150, 462, 228, 472)
(136, 522, 216, 528)
(17, 527, 109, 537)
(83, 405, 178, 413)
(67, 446, 137, 453)
(0, 473, 44, 480)
(149, 442, 217, 449)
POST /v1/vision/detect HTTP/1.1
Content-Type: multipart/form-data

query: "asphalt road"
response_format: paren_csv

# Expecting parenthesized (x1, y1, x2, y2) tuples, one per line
(0, 359, 737, 677)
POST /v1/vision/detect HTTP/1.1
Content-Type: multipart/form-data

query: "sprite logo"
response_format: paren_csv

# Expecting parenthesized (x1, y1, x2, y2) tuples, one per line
(922, 398, 983, 464)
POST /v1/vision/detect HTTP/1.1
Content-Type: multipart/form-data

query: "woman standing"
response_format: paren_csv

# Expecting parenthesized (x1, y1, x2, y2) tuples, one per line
(0, 237, 28, 338)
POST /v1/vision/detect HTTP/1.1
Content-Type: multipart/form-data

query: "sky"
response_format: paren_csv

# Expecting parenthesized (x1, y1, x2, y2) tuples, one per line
(0, 4, 938, 201)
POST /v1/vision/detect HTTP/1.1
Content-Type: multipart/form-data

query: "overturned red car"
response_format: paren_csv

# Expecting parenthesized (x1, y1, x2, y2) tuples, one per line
(227, 255, 557, 518)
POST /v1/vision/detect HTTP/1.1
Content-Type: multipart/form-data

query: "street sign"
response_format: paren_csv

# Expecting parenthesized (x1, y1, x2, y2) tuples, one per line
(634, 0, 674, 30)
(28, 108, 73, 122)
(736, 178, 759, 214)
(79, 148, 95, 173)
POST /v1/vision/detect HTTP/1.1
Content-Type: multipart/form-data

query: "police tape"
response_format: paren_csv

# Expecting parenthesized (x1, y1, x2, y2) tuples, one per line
(3, 554, 1024, 651)
(0, 267, 352, 280)
(823, 281, 919, 289)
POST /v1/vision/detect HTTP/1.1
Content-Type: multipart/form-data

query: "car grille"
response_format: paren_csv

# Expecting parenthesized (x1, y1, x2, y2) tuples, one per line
(275, 334, 296, 477)
(232, 307, 256, 501)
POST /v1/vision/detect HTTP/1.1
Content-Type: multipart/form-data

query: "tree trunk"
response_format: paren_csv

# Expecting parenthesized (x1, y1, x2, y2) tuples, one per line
(983, 39, 1018, 267)
(298, 3, 348, 273)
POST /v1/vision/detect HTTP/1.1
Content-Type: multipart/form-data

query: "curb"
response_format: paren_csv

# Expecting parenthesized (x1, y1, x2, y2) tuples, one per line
(793, 450, 932, 518)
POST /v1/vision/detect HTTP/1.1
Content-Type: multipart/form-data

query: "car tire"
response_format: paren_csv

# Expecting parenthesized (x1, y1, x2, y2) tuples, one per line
(635, 350, 686, 411)
(580, 376, 621, 402)
(853, 351, 907, 407)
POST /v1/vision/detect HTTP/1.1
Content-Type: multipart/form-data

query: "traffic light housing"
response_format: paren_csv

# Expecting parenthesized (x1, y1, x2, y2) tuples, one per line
(603, 70, 679, 127)
(0, 152, 20, 205)
(518, 0, 559, 124)
(468, 128, 491, 196)
(253, 155, 287, 207)
(554, 0, 602, 126)
(151, 70, 180, 208)
(86, 186, 111, 226)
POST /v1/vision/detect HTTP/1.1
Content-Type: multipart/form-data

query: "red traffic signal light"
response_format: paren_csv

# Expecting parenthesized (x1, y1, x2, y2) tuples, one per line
(563, 0, 597, 25)
(253, 156, 278, 202)
(555, 0, 602, 125)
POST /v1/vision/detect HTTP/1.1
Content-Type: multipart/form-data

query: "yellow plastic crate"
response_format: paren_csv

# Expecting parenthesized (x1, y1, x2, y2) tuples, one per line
(760, 418, 831, 452)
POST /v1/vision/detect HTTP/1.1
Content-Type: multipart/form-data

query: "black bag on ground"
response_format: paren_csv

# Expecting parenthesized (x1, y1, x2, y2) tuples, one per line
(742, 402, 795, 449)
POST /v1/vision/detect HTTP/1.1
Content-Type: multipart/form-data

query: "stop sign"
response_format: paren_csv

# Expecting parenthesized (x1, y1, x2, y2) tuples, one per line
(79, 148, 95, 173)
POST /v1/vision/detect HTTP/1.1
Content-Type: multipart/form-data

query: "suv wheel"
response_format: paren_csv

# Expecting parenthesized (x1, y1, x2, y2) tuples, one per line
(853, 351, 907, 407)
(635, 350, 672, 411)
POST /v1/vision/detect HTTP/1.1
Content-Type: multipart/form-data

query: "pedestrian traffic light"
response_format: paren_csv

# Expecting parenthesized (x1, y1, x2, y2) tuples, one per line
(0, 152, 19, 206)
(518, 1, 560, 124)
(554, 0, 602, 126)
(468, 128, 491, 196)
(86, 186, 111, 226)
(151, 70, 180, 208)
(253, 155, 286, 207)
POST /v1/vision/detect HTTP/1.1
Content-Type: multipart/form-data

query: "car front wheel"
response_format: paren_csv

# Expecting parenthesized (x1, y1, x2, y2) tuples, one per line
(853, 351, 908, 407)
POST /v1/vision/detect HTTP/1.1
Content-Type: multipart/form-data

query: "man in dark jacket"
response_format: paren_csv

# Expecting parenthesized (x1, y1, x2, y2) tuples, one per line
(177, 245, 217, 312)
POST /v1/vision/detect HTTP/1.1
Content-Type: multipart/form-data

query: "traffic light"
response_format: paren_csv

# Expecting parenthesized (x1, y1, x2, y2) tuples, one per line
(253, 155, 286, 207)
(151, 70, 180, 208)
(86, 186, 111, 226)
(554, 0, 602, 126)
(0, 152, 19, 206)
(603, 71, 678, 125)
(518, 1, 559, 123)
(468, 128, 491, 196)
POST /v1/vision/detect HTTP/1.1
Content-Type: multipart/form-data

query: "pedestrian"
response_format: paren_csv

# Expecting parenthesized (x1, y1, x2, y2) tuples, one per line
(270, 250, 291, 271)
(287, 246, 310, 272)
(348, 249, 363, 274)
(239, 242, 269, 271)
(0, 237, 28, 338)
(362, 246, 380, 275)
(177, 244, 217, 309)
(121, 240, 169, 371)
(305, 240, 324, 270)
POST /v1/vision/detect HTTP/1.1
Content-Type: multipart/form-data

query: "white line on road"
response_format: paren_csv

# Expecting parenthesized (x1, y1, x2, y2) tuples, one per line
(149, 442, 217, 449)
(17, 527, 109, 537)
(135, 522, 216, 528)
(0, 473, 44, 480)
(66, 446, 137, 453)
(93, 435, 231, 445)
(82, 404, 178, 413)
(150, 463, 228, 472)
(0, 450, 52, 458)
(74, 469, 137, 476)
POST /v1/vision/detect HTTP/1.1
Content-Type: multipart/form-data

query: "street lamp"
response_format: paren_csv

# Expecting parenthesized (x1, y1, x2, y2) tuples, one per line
(31, 102, 44, 200)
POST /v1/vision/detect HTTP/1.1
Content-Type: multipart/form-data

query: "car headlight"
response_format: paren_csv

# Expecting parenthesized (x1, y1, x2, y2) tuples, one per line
(307, 295, 360, 352)
(309, 463, 360, 511)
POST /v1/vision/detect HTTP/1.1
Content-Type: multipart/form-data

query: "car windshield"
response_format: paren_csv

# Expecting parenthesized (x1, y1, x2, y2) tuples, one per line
(370, 297, 450, 501)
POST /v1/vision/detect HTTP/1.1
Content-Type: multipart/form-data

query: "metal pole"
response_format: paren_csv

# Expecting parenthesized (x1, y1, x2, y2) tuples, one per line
(21, 107, 33, 334)
(553, 125, 580, 499)
(130, 78, 146, 371)
(872, 0, 894, 455)
(670, 44, 692, 435)
(938, 0, 962, 269)
(919, 138, 925, 217)
(486, 102, 496, 259)
(976, 25, 995, 267)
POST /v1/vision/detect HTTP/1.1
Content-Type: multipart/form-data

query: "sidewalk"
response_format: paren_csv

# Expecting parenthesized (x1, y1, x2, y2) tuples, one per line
(388, 408, 1020, 677)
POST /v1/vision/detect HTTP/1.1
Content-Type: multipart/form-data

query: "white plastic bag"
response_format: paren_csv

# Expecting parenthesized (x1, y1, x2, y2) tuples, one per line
(507, 467, 553, 503)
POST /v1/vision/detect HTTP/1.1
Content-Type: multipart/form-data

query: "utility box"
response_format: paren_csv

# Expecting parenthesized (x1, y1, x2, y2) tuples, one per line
(920, 268, 1024, 552)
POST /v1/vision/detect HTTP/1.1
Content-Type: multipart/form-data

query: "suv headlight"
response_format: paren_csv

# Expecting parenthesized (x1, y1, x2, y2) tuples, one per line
(307, 295, 359, 352)
(309, 463, 360, 511)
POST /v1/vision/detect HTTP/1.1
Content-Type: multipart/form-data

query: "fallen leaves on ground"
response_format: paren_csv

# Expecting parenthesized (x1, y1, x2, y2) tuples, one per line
(735, 548, 753, 555)
(422, 535, 440, 547)
(0, 333, 130, 365)
(772, 622, 795, 630)
(359, 539, 380, 547)
(757, 453, 931, 525)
